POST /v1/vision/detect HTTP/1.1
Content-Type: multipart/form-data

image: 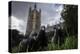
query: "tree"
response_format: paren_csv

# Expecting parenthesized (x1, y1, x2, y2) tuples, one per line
(61, 5, 78, 36)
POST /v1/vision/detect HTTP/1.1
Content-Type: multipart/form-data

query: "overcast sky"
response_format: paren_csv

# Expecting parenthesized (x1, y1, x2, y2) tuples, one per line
(10, 1, 64, 33)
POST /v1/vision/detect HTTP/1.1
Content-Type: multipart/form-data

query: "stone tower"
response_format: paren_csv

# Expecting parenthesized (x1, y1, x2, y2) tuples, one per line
(26, 3, 41, 35)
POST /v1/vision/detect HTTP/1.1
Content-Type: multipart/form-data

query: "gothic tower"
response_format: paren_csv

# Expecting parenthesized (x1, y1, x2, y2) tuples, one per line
(26, 3, 41, 35)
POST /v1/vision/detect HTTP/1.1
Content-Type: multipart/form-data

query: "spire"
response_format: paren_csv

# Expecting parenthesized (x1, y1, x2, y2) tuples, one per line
(29, 6, 31, 11)
(29, 6, 31, 16)
(34, 3, 37, 9)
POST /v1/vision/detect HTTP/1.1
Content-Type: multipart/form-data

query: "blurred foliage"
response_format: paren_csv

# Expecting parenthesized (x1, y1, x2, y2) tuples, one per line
(61, 5, 78, 35)
(47, 36, 78, 50)
(11, 45, 19, 53)
(11, 35, 78, 52)
(63, 36, 78, 49)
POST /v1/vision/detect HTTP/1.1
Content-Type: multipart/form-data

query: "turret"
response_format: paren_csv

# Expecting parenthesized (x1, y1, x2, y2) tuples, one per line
(34, 3, 37, 9)
(29, 6, 32, 16)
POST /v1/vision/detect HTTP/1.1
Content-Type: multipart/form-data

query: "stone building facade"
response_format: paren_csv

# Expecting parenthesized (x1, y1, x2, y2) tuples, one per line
(26, 4, 41, 35)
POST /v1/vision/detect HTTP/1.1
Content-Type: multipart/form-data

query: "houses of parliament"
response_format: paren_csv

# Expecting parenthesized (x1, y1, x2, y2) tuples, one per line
(26, 4, 41, 35)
